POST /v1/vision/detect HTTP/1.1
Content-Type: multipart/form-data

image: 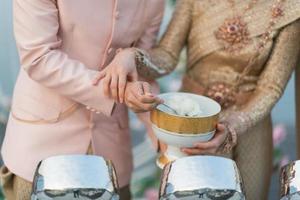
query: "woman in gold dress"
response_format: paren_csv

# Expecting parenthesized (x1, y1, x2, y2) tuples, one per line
(94, 0, 300, 199)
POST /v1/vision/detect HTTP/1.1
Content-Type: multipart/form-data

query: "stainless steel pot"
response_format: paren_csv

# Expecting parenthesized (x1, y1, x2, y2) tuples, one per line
(31, 155, 119, 200)
(280, 160, 300, 200)
(159, 156, 245, 200)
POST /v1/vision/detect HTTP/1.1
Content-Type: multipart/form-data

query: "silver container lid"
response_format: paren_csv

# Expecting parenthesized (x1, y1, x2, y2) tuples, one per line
(31, 155, 119, 200)
(159, 156, 245, 200)
(280, 160, 300, 200)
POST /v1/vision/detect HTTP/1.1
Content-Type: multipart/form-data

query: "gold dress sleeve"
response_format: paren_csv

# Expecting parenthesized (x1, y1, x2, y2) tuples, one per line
(224, 20, 300, 135)
(135, 0, 193, 79)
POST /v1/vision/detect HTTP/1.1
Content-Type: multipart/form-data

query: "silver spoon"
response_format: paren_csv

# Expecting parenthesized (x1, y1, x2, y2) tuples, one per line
(161, 103, 179, 115)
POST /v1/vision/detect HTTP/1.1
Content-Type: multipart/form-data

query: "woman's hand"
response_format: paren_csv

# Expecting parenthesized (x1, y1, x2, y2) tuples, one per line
(181, 123, 229, 155)
(124, 81, 163, 113)
(93, 48, 137, 103)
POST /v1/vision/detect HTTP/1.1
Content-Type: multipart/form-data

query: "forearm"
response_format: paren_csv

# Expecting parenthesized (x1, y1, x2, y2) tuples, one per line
(135, 0, 193, 80)
(23, 49, 115, 115)
(135, 47, 178, 79)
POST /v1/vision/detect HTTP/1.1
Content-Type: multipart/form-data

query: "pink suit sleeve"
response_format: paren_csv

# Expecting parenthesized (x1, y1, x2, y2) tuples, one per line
(13, 0, 115, 116)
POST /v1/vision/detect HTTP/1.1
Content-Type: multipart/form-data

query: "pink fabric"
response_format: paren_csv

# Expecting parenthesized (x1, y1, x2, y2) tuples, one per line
(2, 0, 164, 187)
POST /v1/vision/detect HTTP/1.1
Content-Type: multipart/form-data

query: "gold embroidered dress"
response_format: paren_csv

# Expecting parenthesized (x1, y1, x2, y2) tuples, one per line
(135, 1, 300, 199)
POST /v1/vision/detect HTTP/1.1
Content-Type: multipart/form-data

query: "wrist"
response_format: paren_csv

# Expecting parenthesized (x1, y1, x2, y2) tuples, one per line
(224, 111, 251, 135)
(116, 48, 136, 58)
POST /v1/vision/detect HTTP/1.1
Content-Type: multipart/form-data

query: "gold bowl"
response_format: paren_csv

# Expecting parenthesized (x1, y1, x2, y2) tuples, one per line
(151, 92, 221, 135)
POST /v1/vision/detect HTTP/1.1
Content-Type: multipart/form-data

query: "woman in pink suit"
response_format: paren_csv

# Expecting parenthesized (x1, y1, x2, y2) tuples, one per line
(0, 0, 165, 199)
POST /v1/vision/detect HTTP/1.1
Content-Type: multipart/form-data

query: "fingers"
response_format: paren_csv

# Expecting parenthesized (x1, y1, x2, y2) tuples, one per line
(124, 81, 161, 112)
(100, 70, 129, 102)
(110, 75, 119, 101)
(137, 95, 160, 104)
(136, 90, 158, 103)
(195, 133, 226, 149)
(181, 145, 218, 155)
(136, 82, 144, 96)
(142, 82, 152, 95)
(181, 125, 229, 156)
(126, 92, 156, 112)
(126, 95, 144, 113)
(181, 148, 205, 155)
(127, 93, 155, 112)
(135, 82, 163, 105)
(216, 123, 226, 132)
(103, 75, 112, 97)
(183, 147, 217, 155)
(193, 123, 227, 149)
(116, 70, 138, 103)
(118, 75, 127, 103)
(134, 83, 161, 109)
(93, 71, 106, 85)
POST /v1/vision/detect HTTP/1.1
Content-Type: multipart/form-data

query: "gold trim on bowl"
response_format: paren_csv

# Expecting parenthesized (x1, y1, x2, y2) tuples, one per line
(150, 108, 219, 134)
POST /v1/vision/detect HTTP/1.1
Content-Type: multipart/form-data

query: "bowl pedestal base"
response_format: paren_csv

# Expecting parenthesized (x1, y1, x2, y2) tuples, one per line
(156, 146, 188, 169)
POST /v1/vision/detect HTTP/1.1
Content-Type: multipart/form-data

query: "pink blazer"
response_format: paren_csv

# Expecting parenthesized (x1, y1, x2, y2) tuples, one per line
(2, 0, 164, 187)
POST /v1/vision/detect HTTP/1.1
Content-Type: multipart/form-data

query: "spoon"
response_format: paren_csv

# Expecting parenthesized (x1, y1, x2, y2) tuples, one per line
(161, 103, 179, 115)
